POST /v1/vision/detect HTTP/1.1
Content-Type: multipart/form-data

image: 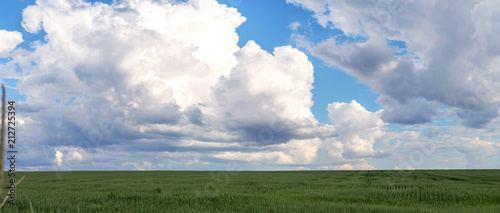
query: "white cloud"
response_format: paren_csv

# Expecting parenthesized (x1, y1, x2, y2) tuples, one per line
(333, 164, 354, 170)
(327, 100, 386, 159)
(289, 21, 301, 30)
(0, 30, 23, 57)
(394, 166, 414, 170)
(55, 150, 63, 166)
(123, 161, 153, 171)
(318, 160, 377, 170)
(8, 0, 352, 171)
(54, 146, 85, 168)
(212, 40, 324, 144)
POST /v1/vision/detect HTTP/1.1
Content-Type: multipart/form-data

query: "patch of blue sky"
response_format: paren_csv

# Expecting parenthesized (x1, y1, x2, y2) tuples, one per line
(55, 96, 76, 105)
(1, 78, 19, 88)
(335, 33, 368, 44)
(217, 0, 315, 52)
(310, 56, 381, 124)
(18, 31, 48, 51)
(0, 57, 12, 64)
(387, 39, 406, 49)
(295, 20, 345, 45)
(294, 19, 368, 46)
(387, 39, 407, 56)
(3, 85, 27, 102)
(0, 0, 48, 51)
(0, 0, 34, 33)
(86, 0, 113, 5)
(65, 97, 77, 105)
(0, 63, 28, 102)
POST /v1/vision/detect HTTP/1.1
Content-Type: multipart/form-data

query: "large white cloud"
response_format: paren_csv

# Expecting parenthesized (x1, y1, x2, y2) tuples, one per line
(288, 0, 500, 128)
(7, 0, 358, 171)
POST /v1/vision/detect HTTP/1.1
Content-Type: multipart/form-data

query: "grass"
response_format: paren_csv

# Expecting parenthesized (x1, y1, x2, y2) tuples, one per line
(1, 170, 500, 212)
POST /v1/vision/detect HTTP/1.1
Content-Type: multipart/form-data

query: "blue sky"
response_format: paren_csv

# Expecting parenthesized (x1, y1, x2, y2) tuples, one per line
(1, 0, 499, 171)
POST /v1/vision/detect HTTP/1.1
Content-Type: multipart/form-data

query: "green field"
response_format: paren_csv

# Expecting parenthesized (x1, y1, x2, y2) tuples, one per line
(1, 170, 500, 212)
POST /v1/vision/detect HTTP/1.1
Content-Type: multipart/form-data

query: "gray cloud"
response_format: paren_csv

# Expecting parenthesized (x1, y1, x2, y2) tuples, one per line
(378, 96, 439, 125)
(289, 0, 500, 128)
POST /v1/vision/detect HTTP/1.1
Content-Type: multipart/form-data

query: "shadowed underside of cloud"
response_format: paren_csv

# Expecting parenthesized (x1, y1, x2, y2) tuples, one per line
(288, 0, 500, 128)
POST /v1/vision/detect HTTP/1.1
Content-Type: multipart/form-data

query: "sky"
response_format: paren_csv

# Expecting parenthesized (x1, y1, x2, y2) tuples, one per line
(0, 0, 499, 171)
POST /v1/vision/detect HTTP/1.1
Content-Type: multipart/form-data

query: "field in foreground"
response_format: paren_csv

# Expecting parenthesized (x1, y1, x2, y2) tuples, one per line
(2, 170, 500, 212)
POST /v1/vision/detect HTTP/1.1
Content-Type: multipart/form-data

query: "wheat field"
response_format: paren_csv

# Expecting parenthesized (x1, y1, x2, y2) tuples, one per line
(1, 170, 499, 212)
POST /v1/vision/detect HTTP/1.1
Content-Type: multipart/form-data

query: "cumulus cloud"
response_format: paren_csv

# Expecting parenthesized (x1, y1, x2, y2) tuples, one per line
(16, 0, 246, 141)
(327, 100, 386, 159)
(0, 30, 23, 57)
(5, 0, 363, 171)
(213, 40, 323, 144)
(289, 0, 500, 128)
(54, 146, 85, 167)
